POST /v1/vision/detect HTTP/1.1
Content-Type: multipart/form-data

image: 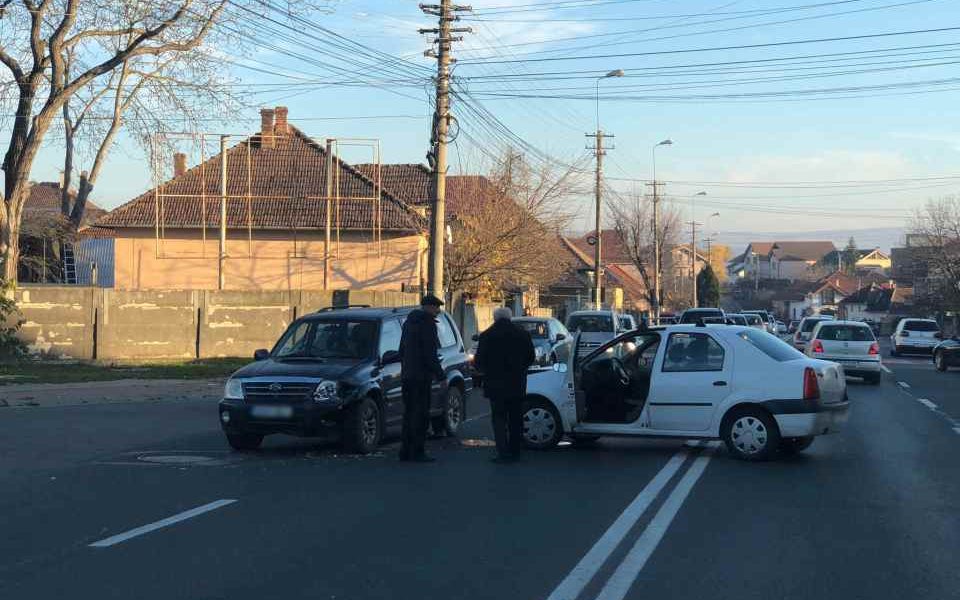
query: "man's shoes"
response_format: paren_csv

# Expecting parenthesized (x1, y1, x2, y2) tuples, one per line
(412, 454, 436, 463)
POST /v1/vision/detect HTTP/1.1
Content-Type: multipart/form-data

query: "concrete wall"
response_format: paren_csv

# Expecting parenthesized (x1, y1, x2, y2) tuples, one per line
(11, 286, 419, 361)
(113, 228, 426, 292)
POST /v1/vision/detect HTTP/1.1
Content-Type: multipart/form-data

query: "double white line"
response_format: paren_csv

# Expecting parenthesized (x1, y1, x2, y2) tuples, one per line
(547, 443, 719, 600)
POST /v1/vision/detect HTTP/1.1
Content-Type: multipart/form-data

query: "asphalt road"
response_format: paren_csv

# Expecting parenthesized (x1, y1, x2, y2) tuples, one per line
(1, 357, 958, 600)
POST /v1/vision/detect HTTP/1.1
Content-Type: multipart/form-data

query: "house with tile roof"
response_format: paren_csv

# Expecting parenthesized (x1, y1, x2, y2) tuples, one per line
(730, 240, 836, 282)
(771, 270, 861, 320)
(86, 107, 427, 291)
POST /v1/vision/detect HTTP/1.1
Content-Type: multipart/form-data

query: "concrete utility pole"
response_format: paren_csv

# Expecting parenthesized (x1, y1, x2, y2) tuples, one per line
(650, 139, 672, 322)
(218, 135, 228, 291)
(420, 1, 471, 298)
(690, 219, 700, 308)
(324, 138, 334, 290)
(586, 131, 614, 308)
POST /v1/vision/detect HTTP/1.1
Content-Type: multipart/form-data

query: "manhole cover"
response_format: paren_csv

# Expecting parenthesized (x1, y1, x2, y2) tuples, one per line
(138, 454, 219, 465)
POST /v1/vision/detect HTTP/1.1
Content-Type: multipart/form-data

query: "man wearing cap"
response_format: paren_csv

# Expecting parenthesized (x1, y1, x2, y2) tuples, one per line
(398, 294, 446, 462)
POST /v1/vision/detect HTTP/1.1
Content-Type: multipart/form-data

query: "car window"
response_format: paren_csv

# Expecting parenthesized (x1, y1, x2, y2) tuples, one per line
(801, 319, 825, 333)
(903, 320, 939, 332)
(744, 315, 762, 325)
(379, 318, 402, 355)
(568, 314, 613, 332)
(516, 320, 549, 338)
(555, 321, 570, 339)
(273, 320, 311, 357)
(437, 313, 458, 348)
(679, 309, 724, 324)
(736, 329, 804, 362)
(275, 319, 378, 359)
(662, 333, 725, 372)
(817, 324, 875, 341)
(589, 333, 660, 367)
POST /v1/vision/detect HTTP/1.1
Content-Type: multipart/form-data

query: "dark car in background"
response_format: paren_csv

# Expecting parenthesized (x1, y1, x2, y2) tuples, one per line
(219, 306, 472, 453)
(512, 316, 573, 366)
(679, 307, 725, 324)
(933, 335, 960, 371)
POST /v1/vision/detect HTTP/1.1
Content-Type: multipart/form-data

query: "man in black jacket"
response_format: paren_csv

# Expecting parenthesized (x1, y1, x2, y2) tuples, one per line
(398, 295, 445, 462)
(475, 307, 536, 463)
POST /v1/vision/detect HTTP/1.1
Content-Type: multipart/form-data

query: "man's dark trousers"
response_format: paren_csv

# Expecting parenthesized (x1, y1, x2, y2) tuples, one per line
(490, 395, 524, 458)
(401, 378, 432, 458)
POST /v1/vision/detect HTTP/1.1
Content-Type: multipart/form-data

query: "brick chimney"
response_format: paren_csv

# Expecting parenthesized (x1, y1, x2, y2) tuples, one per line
(260, 108, 275, 148)
(173, 152, 187, 178)
(274, 106, 288, 136)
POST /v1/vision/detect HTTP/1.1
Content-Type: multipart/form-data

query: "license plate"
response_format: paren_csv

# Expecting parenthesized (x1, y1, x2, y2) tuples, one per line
(250, 405, 293, 419)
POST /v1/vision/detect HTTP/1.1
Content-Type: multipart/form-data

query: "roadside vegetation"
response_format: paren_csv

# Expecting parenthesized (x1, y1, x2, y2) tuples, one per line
(0, 358, 247, 386)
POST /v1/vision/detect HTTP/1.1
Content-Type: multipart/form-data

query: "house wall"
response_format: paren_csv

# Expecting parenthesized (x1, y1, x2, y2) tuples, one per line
(774, 259, 813, 281)
(856, 256, 891, 271)
(112, 228, 425, 291)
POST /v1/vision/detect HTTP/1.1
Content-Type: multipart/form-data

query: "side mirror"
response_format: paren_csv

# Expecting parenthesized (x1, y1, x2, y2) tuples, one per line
(254, 349, 270, 361)
(471, 333, 479, 342)
(555, 333, 566, 342)
(380, 350, 401, 365)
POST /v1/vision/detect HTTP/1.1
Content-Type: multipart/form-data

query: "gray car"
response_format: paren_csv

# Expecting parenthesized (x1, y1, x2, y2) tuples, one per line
(512, 317, 573, 366)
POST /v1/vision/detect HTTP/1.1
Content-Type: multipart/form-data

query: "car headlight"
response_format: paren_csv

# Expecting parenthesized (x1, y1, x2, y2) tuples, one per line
(313, 380, 339, 403)
(224, 378, 244, 400)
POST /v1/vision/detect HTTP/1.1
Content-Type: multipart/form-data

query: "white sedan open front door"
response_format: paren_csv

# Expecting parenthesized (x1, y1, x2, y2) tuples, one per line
(647, 330, 733, 431)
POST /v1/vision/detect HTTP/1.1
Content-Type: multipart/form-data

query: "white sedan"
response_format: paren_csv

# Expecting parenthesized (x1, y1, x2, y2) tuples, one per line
(521, 324, 849, 461)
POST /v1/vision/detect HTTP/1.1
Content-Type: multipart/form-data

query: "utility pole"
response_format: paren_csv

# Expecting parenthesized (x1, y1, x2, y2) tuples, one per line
(324, 138, 334, 290)
(645, 180, 663, 321)
(420, 1, 471, 298)
(218, 135, 227, 291)
(689, 218, 700, 308)
(586, 131, 614, 309)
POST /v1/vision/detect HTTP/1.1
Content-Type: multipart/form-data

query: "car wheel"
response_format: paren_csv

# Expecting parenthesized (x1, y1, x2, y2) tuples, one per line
(722, 407, 781, 462)
(779, 436, 814, 455)
(343, 397, 382, 454)
(521, 397, 563, 450)
(226, 432, 263, 451)
(432, 385, 464, 437)
(935, 351, 948, 372)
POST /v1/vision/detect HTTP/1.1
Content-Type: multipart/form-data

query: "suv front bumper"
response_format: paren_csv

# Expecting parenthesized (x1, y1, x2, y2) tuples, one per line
(219, 398, 346, 437)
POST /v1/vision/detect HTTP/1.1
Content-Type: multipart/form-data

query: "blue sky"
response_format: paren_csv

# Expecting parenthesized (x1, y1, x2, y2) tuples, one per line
(15, 0, 960, 252)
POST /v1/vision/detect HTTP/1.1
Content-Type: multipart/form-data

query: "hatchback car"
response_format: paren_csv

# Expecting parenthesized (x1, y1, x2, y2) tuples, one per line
(806, 320, 881, 384)
(890, 318, 941, 356)
(933, 335, 960, 371)
(522, 324, 848, 461)
(793, 315, 836, 351)
(219, 306, 472, 453)
(512, 316, 572, 366)
(566, 309, 624, 355)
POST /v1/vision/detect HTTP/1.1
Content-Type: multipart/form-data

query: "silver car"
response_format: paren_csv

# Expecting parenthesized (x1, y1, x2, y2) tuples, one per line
(807, 320, 882, 384)
(793, 315, 836, 351)
(566, 309, 624, 355)
(890, 318, 941, 356)
(512, 317, 572, 366)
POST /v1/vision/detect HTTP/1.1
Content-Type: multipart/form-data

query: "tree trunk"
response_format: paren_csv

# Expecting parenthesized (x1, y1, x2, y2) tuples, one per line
(1, 217, 21, 282)
(61, 102, 75, 217)
(69, 173, 93, 228)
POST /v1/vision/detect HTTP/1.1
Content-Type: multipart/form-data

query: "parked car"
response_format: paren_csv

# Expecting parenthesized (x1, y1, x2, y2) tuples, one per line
(793, 315, 836, 351)
(523, 324, 849, 461)
(806, 320, 882, 384)
(619, 314, 638, 331)
(726, 314, 749, 326)
(741, 313, 766, 331)
(219, 306, 472, 453)
(890, 318, 941, 356)
(512, 316, 573, 366)
(743, 310, 774, 333)
(659, 313, 679, 325)
(776, 321, 788, 335)
(566, 309, 625, 355)
(788, 320, 801, 335)
(933, 335, 960, 371)
(679, 307, 725, 324)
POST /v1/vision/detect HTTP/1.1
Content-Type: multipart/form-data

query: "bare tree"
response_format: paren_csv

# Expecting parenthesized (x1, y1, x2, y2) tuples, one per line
(609, 189, 685, 312)
(0, 0, 229, 281)
(444, 151, 586, 297)
(909, 196, 960, 315)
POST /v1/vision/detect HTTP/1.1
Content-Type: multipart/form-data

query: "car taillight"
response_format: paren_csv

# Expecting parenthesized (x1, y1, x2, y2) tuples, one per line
(803, 367, 820, 400)
(811, 339, 824, 353)
(869, 342, 879, 355)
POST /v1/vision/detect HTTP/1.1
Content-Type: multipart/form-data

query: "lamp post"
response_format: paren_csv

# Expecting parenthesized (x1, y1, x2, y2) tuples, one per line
(591, 69, 625, 309)
(705, 211, 720, 265)
(651, 139, 672, 321)
(690, 191, 706, 308)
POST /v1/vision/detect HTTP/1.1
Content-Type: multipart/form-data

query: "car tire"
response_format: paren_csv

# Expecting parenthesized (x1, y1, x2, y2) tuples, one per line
(432, 385, 464, 437)
(343, 397, 382, 454)
(721, 407, 781, 462)
(521, 397, 563, 450)
(935, 351, 948, 372)
(226, 432, 263, 451)
(779, 436, 814, 455)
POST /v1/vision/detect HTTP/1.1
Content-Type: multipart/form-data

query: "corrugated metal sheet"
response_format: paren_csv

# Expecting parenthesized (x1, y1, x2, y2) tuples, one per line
(74, 239, 114, 287)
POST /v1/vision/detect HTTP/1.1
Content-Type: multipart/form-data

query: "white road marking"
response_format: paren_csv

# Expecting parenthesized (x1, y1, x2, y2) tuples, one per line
(595, 443, 719, 600)
(464, 412, 490, 424)
(897, 381, 911, 389)
(917, 398, 939, 410)
(546, 450, 690, 600)
(881, 365, 892, 374)
(89, 499, 237, 548)
(953, 427, 960, 436)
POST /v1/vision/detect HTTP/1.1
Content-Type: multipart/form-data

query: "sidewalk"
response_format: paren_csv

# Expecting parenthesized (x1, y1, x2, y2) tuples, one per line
(0, 379, 224, 408)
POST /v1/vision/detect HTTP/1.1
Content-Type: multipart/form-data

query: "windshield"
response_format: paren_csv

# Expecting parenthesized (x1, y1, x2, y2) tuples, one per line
(801, 318, 826, 333)
(744, 314, 763, 325)
(273, 319, 378, 359)
(567, 314, 614, 333)
(817, 324, 875, 341)
(737, 329, 805, 362)
(516, 320, 549, 338)
(680, 309, 723, 324)
(903, 320, 939, 332)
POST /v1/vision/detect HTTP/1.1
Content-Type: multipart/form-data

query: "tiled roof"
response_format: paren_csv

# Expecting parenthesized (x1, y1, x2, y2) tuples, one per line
(354, 164, 504, 219)
(771, 241, 836, 261)
(94, 127, 425, 233)
(23, 182, 105, 224)
(840, 285, 894, 311)
(569, 230, 633, 264)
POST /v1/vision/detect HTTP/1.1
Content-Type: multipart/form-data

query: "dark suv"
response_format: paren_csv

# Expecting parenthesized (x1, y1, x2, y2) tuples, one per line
(218, 306, 473, 453)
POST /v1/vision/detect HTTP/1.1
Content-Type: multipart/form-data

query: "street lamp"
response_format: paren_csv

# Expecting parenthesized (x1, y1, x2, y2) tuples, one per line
(651, 138, 672, 321)
(591, 68, 625, 309)
(706, 211, 720, 264)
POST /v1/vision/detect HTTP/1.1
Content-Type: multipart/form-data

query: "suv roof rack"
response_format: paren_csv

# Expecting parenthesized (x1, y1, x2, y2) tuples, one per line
(317, 304, 372, 313)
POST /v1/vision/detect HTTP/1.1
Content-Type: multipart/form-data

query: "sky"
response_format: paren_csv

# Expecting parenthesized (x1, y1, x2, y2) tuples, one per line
(11, 0, 960, 253)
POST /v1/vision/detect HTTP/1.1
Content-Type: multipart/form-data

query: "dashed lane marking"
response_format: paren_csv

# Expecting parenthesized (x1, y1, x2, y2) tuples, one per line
(917, 398, 939, 410)
(897, 381, 911, 389)
(89, 499, 237, 548)
(881, 365, 892, 374)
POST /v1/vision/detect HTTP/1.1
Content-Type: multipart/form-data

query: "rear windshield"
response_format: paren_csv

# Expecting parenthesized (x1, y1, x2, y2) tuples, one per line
(516, 320, 549, 338)
(567, 314, 613, 333)
(817, 324, 875, 342)
(729, 315, 748, 325)
(737, 329, 805, 362)
(903, 320, 939, 332)
(744, 315, 763, 325)
(801, 319, 827, 333)
(680, 309, 724, 323)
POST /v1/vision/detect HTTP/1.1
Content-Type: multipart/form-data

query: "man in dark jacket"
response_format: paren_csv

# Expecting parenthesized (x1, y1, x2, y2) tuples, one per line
(475, 307, 536, 462)
(398, 295, 445, 462)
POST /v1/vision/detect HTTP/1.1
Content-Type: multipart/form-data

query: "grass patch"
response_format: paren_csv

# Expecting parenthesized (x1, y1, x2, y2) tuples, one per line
(0, 358, 249, 386)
